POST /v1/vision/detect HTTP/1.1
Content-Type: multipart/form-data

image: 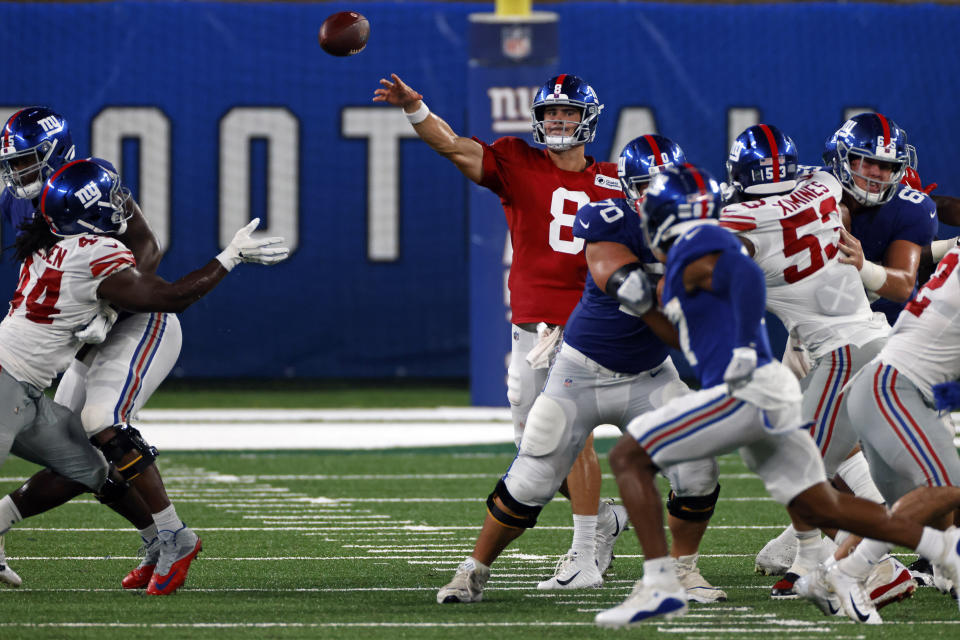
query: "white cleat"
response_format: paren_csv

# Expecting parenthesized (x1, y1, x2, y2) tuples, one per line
(826, 563, 882, 624)
(755, 527, 797, 576)
(437, 558, 489, 604)
(933, 526, 960, 609)
(0, 535, 21, 588)
(536, 551, 603, 590)
(596, 501, 630, 575)
(795, 565, 842, 617)
(676, 553, 727, 603)
(865, 556, 916, 609)
(595, 579, 688, 628)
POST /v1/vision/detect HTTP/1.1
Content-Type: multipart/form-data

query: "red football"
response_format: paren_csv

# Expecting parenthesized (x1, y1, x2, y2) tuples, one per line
(318, 11, 370, 57)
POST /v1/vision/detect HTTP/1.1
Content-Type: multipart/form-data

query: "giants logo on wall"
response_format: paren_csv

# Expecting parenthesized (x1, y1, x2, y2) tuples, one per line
(487, 85, 538, 133)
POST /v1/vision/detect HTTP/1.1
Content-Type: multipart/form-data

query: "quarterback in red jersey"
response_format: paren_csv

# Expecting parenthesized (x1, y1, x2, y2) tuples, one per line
(374, 73, 628, 588)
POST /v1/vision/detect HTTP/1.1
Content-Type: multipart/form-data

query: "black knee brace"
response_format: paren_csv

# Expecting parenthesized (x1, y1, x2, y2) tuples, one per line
(486, 479, 542, 529)
(94, 474, 130, 505)
(666, 484, 721, 522)
(92, 425, 158, 481)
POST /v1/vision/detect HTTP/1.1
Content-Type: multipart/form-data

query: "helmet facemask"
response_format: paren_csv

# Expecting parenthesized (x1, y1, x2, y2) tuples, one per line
(532, 102, 601, 151)
(837, 144, 907, 206)
(1, 138, 64, 199)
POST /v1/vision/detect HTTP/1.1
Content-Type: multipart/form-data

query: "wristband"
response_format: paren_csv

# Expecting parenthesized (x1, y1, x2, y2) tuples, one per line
(859, 259, 887, 292)
(930, 237, 960, 262)
(405, 102, 430, 125)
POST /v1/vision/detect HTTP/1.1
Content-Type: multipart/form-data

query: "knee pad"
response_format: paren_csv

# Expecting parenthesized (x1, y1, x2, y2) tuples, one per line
(666, 484, 721, 522)
(518, 395, 567, 457)
(91, 425, 158, 481)
(94, 474, 130, 505)
(486, 479, 542, 529)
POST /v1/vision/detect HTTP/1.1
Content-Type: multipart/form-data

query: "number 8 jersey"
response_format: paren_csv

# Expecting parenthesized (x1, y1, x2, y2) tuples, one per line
(0, 235, 135, 389)
(720, 171, 888, 360)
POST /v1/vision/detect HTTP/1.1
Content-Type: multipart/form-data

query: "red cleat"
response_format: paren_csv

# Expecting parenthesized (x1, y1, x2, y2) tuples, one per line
(122, 536, 161, 590)
(146, 527, 202, 596)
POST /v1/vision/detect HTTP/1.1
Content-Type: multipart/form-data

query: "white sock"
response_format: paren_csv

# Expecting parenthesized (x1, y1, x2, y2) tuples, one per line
(916, 527, 947, 563)
(0, 496, 22, 535)
(836, 452, 884, 503)
(464, 556, 490, 572)
(642, 556, 680, 588)
(838, 539, 889, 579)
(778, 523, 797, 543)
(572, 515, 597, 559)
(791, 529, 822, 573)
(152, 504, 184, 535)
(138, 523, 158, 543)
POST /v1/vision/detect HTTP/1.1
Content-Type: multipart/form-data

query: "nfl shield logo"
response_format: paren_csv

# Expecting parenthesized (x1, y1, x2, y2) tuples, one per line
(563, 378, 573, 387)
(502, 26, 532, 61)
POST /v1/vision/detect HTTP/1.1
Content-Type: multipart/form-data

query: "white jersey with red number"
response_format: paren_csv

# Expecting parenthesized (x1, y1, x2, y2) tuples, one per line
(0, 235, 135, 389)
(475, 136, 623, 325)
(720, 171, 888, 360)
(880, 247, 960, 399)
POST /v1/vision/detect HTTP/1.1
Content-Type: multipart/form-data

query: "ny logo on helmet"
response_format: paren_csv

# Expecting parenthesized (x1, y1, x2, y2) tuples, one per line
(36, 115, 64, 134)
(75, 181, 103, 209)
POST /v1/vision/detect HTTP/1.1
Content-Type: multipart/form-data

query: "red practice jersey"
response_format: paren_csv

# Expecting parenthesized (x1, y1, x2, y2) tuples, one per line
(475, 136, 622, 325)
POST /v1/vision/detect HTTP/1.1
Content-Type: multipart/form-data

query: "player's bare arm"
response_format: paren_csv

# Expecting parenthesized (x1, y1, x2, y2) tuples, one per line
(374, 73, 483, 184)
(117, 201, 162, 274)
(932, 195, 960, 226)
(838, 228, 920, 302)
(97, 262, 228, 314)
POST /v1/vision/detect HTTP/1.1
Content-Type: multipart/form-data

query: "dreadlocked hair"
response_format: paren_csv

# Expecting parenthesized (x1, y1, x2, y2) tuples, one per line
(14, 214, 59, 263)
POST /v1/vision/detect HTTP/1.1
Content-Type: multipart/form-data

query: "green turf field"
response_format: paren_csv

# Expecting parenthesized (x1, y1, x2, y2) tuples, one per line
(2, 440, 960, 639)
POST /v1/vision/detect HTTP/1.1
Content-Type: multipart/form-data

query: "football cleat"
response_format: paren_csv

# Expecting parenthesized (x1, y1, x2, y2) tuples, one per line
(596, 501, 629, 575)
(595, 580, 688, 628)
(770, 571, 801, 599)
(933, 526, 960, 608)
(536, 550, 603, 590)
(437, 558, 489, 603)
(908, 556, 934, 587)
(145, 525, 201, 596)
(754, 528, 796, 576)
(865, 556, 916, 609)
(0, 535, 21, 588)
(122, 535, 162, 590)
(795, 566, 842, 617)
(826, 563, 882, 624)
(675, 554, 727, 603)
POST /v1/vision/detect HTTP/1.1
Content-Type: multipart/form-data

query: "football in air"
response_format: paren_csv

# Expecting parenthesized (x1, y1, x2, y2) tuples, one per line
(319, 11, 370, 57)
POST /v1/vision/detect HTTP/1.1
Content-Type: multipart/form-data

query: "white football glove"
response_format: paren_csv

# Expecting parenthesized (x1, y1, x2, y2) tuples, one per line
(216, 218, 290, 271)
(615, 269, 654, 317)
(724, 346, 757, 390)
(74, 305, 119, 345)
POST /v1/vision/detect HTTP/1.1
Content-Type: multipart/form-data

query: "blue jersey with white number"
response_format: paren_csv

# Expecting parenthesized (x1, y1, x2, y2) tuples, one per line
(850, 184, 937, 324)
(662, 223, 773, 388)
(563, 198, 669, 374)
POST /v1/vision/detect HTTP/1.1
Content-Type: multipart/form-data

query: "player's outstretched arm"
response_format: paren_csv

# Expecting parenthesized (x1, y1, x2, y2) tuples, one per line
(97, 218, 288, 313)
(118, 200, 162, 274)
(374, 73, 484, 184)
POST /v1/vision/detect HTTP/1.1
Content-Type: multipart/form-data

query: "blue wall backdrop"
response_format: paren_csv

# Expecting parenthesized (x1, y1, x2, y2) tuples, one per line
(0, 2, 957, 391)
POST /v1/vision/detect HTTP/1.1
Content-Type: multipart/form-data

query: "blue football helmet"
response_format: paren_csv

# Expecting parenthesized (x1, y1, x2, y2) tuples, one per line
(618, 135, 686, 206)
(531, 74, 602, 151)
(641, 164, 723, 252)
(0, 107, 76, 199)
(825, 112, 916, 206)
(40, 158, 132, 237)
(727, 124, 799, 196)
